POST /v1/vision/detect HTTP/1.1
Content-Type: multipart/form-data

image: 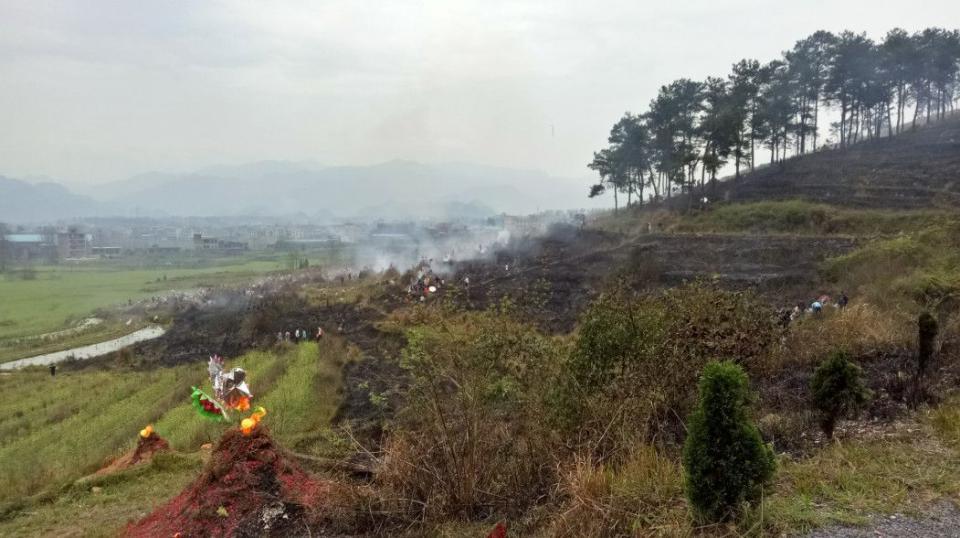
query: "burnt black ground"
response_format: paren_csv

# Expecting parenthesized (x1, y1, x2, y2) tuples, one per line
(701, 114, 960, 210)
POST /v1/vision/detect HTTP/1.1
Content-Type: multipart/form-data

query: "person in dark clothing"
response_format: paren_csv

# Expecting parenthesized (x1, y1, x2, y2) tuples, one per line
(49, 364, 57, 377)
(838, 291, 849, 309)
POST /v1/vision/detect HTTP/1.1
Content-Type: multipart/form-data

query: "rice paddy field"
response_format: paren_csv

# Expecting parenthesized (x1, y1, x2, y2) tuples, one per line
(0, 340, 352, 537)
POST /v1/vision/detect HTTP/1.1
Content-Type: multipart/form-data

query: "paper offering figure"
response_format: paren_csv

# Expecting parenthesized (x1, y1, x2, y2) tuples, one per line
(191, 355, 254, 422)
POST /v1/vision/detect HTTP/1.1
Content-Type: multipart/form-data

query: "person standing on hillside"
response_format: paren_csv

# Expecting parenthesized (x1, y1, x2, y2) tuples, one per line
(838, 291, 849, 309)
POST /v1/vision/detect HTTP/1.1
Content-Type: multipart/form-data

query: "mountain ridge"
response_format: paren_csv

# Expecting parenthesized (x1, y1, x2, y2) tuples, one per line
(0, 160, 600, 223)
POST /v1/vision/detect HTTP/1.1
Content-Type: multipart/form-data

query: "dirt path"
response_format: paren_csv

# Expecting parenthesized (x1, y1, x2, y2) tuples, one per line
(0, 325, 166, 370)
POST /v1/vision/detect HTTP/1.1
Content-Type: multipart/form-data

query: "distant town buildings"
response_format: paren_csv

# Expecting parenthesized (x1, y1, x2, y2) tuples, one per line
(192, 233, 248, 253)
(2, 233, 52, 261)
(56, 228, 92, 259)
(0, 210, 583, 267)
(1, 228, 92, 261)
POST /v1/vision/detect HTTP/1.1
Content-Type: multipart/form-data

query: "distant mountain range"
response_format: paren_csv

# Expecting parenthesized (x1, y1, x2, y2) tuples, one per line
(0, 176, 104, 223)
(0, 161, 601, 223)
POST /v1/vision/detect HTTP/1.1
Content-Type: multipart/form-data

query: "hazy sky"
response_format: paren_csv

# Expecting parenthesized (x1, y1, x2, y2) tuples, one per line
(1, 0, 958, 185)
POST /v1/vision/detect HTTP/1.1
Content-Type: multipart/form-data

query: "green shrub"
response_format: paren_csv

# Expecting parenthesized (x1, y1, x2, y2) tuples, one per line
(683, 361, 775, 523)
(810, 351, 871, 438)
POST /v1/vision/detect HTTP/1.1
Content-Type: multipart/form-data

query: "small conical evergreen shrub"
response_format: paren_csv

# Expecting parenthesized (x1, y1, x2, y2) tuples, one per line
(682, 361, 775, 523)
(917, 312, 938, 377)
(810, 351, 871, 438)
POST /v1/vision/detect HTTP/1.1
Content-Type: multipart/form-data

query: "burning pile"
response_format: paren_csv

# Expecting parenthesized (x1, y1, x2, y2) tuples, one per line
(96, 425, 169, 476)
(125, 427, 327, 537)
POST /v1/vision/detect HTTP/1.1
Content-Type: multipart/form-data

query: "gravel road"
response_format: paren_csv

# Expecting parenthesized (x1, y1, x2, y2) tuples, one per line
(804, 503, 960, 537)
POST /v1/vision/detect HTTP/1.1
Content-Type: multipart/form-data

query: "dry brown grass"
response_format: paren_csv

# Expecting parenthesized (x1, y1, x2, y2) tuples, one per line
(366, 311, 566, 524)
(544, 446, 689, 537)
(779, 303, 913, 368)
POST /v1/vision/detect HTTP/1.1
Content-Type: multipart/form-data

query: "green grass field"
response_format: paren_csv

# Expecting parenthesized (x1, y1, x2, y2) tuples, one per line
(0, 340, 351, 537)
(0, 260, 284, 341)
(0, 243, 372, 344)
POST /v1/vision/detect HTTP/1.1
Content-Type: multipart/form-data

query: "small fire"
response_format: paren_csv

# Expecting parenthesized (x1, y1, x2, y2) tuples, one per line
(139, 424, 154, 439)
(241, 407, 267, 436)
(230, 396, 251, 412)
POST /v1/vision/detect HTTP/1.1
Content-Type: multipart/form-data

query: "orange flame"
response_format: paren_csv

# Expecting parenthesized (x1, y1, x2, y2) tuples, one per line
(241, 407, 267, 436)
(139, 425, 153, 439)
(229, 396, 251, 412)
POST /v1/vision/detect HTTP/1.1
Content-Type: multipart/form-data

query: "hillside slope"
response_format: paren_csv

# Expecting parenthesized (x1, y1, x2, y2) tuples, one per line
(717, 115, 960, 209)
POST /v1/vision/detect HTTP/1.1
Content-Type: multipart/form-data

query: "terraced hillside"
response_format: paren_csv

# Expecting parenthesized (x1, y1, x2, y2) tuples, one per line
(717, 114, 960, 209)
(454, 228, 857, 331)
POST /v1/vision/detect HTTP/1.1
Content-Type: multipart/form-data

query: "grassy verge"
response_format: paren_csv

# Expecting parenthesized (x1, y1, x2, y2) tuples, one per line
(674, 201, 959, 236)
(823, 223, 960, 310)
(759, 421, 960, 534)
(590, 200, 960, 238)
(0, 452, 202, 538)
(542, 399, 960, 537)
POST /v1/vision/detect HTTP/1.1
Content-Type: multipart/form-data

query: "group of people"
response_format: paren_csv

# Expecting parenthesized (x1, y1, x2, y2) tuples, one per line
(779, 291, 849, 326)
(408, 263, 446, 302)
(276, 326, 327, 344)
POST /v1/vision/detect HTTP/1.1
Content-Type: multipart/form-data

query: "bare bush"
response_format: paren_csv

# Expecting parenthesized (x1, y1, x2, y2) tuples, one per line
(375, 311, 565, 521)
